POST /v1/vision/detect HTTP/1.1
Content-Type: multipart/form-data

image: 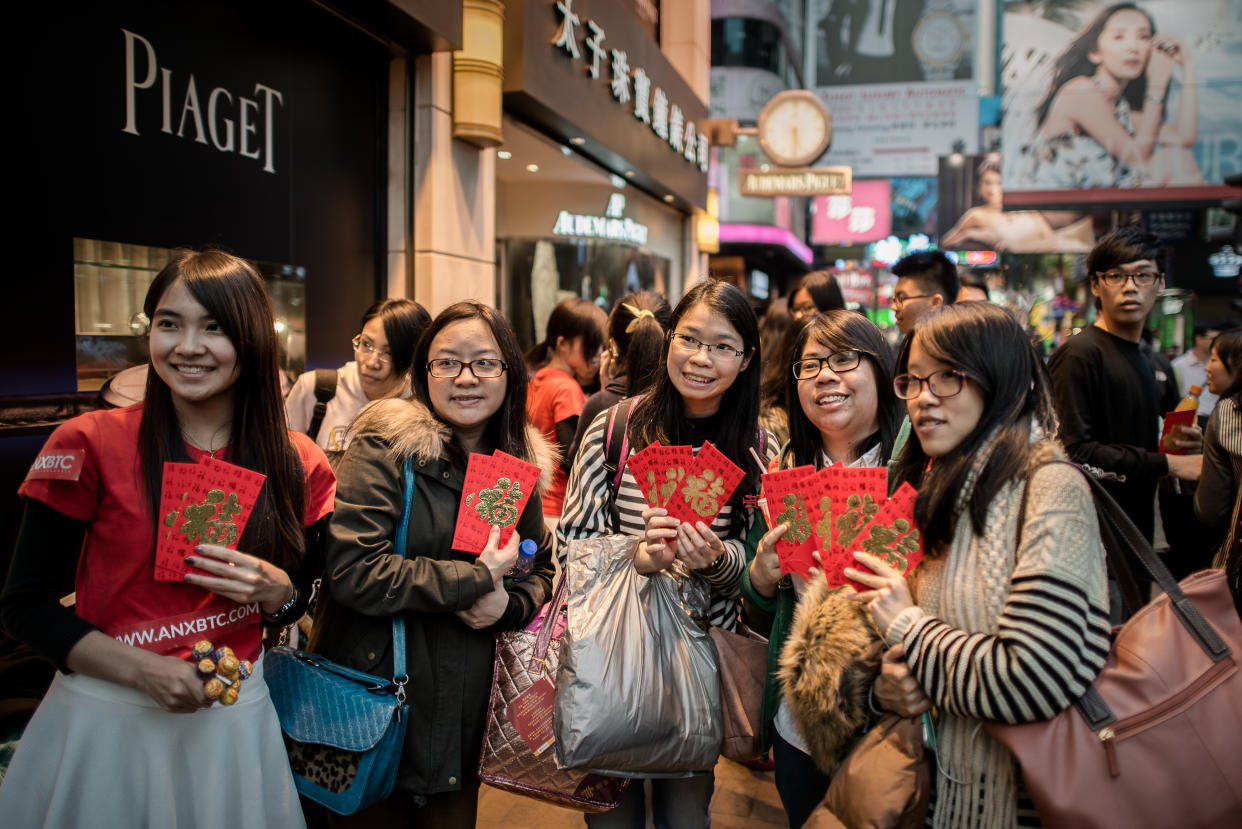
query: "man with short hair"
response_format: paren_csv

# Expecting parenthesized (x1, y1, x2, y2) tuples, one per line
(1172, 322, 1221, 424)
(1048, 228, 1202, 542)
(890, 250, 959, 336)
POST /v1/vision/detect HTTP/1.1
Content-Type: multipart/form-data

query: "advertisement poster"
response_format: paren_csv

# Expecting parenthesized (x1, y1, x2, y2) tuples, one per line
(939, 152, 1096, 251)
(1002, 0, 1242, 207)
(811, 180, 893, 244)
(808, 0, 979, 176)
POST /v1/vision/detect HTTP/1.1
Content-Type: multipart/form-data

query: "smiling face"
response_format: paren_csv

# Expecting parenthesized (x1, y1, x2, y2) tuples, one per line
(796, 337, 879, 462)
(1091, 8, 1154, 81)
(356, 315, 406, 401)
(1205, 343, 1236, 397)
(666, 301, 752, 417)
(1090, 258, 1162, 334)
(149, 279, 240, 414)
(426, 318, 506, 446)
(905, 336, 986, 458)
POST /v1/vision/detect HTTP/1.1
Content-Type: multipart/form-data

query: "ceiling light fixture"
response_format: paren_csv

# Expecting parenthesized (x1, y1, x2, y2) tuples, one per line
(526, 163, 539, 173)
(497, 150, 512, 160)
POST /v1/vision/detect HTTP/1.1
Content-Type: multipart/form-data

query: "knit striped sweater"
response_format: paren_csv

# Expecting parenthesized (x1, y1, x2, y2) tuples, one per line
(557, 405, 777, 631)
(883, 450, 1111, 828)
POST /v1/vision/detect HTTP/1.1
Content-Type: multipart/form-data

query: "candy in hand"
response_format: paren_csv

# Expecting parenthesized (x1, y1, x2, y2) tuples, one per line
(191, 640, 214, 661)
(204, 678, 225, 700)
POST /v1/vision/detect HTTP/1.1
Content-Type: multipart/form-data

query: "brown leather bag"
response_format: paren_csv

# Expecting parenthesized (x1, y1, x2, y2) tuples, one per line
(986, 471, 1242, 828)
(478, 575, 627, 812)
(708, 623, 769, 762)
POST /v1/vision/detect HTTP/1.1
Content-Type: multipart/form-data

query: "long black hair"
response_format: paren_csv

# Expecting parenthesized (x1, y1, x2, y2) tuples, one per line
(1212, 330, 1242, 402)
(787, 271, 846, 315)
(360, 298, 430, 379)
(785, 311, 901, 469)
(628, 279, 764, 506)
(412, 301, 533, 462)
(1035, 3, 1157, 129)
(139, 250, 305, 571)
(893, 302, 1057, 555)
(607, 291, 671, 397)
(524, 297, 607, 368)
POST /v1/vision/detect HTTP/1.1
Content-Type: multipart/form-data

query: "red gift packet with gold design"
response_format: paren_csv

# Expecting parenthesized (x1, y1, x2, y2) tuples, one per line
(452, 450, 541, 554)
(664, 441, 746, 526)
(626, 442, 694, 509)
(154, 458, 267, 581)
(840, 482, 923, 592)
(760, 465, 820, 580)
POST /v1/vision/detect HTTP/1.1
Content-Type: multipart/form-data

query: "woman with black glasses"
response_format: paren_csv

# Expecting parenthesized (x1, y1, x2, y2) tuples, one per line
(742, 311, 903, 828)
(308, 302, 555, 828)
(559, 280, 775, 828)
(847, 302, 1110, 828)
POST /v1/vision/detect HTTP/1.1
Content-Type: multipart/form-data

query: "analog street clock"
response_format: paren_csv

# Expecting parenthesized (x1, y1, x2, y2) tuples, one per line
(757, 91, 832, 168)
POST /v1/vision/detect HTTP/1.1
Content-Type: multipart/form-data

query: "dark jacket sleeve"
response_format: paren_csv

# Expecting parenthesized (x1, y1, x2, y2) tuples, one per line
(1048, 346, 1168, 483)
(1194, 407, 1236, 531)
(324, 433, 496, 616)
(487, 495, 554, 632)
(0, 499, 97, 672)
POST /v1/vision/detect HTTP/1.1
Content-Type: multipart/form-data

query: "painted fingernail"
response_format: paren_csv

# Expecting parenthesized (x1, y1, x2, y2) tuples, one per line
(184, 556, 195, 565)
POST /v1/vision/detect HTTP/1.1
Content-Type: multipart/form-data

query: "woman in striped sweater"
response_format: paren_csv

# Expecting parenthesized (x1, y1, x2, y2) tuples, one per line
(558, 279, 776, 828)
(846, 302, 1111, 828)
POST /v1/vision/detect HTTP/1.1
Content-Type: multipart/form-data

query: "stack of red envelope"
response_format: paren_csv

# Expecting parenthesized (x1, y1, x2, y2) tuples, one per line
(625, 441, 747, 526)
(759, 465, 923, 590)
(453, 451, 542, 554)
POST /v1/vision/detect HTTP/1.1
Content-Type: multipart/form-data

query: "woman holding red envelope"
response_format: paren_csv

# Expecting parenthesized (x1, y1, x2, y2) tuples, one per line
(741, 310, 904, 828)
(309, 301, 555, 828)
(0, 250, 337, 827)
(846, 302, 1111, 829)
(558, 280, 776, 829)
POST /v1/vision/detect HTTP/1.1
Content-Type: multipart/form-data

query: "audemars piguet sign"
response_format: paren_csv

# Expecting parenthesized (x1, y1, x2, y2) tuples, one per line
(122, 30, 284, 174)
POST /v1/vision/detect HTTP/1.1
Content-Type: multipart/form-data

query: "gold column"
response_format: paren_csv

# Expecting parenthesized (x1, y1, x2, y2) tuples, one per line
(452, 0, 504, 149)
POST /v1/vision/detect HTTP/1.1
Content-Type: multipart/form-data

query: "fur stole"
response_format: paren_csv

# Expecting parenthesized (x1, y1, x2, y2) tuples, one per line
(778, 578, 882, 774)
(350, 397, 559, 495)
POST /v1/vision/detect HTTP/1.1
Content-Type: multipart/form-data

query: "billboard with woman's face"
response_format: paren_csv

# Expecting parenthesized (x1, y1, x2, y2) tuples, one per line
(1002, 0, 1242, 208)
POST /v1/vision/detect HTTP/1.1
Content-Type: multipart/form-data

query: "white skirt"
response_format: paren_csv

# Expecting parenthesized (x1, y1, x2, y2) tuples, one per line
(0, 651, 305, 829)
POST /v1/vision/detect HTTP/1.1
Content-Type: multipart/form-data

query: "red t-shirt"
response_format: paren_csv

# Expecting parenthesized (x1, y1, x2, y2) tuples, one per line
(526, 366, 586, 515)
(19, 404, 336, 662)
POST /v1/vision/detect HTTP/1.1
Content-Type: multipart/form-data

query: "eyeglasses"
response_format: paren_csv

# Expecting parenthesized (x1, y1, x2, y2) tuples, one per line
(352, 335, 392, 366)
(1095, 270, 1162, 287)
(670, 332, 747, 360)
(791, 304, 818, 319)
(893, 370, 967, 400)
(792, 350, 863, 380)
(426, 358, 507, 379)
(890, 293, 935, 308)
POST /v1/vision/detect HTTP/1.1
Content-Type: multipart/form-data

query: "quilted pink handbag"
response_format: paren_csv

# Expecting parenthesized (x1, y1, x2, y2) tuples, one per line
(478, 575, 627, 811)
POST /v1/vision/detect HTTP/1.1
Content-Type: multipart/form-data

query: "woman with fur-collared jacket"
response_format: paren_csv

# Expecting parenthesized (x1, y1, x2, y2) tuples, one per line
(309, 302, 555, 829)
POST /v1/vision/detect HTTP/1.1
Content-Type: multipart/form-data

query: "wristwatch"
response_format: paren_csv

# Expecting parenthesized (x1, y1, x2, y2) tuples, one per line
(913, 0, 968, 81)
(262, 585, 299, 622)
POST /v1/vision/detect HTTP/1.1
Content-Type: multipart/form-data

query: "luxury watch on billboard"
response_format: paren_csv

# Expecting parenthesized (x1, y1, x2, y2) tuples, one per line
(757, 90, 832, 168)
(913, 0, 968, 81)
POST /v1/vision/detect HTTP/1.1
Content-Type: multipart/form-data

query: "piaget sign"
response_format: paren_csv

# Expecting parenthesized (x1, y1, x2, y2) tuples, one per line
(552, 0, 707, 174)
(121, 29, 285, 174)
(740, 167, 853, 197)
(552, 193, 650, 244)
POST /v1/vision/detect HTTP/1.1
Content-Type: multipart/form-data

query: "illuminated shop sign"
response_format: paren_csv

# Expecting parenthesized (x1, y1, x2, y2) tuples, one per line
(552, 0, 706, 173)
(741, 167, 852, 197)
(1209, 245, 1241, 278)
(551, 193, 650, 244)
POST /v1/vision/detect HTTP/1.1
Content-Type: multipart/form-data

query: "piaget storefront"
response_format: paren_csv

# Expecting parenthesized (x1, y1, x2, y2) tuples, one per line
(498, 0, 709, 348)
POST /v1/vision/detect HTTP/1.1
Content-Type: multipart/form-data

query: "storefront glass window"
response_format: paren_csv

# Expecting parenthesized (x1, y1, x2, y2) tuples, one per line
(72, 238, 307, 391)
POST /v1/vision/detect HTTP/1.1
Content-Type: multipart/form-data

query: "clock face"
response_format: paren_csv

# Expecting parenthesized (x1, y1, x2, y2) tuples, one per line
(914, 12, 967, 66)
(758, 92, 831, 168)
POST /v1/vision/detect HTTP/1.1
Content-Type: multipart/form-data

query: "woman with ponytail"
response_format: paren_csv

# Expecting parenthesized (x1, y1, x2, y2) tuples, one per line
(566, 291, 671, 468)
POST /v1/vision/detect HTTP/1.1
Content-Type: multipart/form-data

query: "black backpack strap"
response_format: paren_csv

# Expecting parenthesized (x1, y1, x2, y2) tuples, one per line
(306, 369, 339, 441)
(602, 397, 637, 534)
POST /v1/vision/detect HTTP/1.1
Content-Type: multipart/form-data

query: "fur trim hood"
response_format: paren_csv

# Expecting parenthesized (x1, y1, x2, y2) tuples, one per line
(350, 397, 559, 494)
(778, 579, 882, 775)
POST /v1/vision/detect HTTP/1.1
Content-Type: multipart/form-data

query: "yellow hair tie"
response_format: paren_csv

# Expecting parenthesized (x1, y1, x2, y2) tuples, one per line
(622, 303, 656, 333)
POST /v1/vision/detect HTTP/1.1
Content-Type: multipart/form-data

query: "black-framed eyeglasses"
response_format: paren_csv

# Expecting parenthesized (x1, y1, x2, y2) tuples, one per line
(792, 350, 863, 380)
(352, 335, 392, 366)
(890, 292, 934, 308)
(426, 358, 507, 379)
(1095, 270, 1162, 287)
(893, 370, 967, 400)
(669, 332, 747, 360)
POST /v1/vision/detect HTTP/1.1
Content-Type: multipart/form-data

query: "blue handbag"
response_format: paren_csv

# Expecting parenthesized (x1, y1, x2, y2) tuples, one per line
(265, 458, 415, 815)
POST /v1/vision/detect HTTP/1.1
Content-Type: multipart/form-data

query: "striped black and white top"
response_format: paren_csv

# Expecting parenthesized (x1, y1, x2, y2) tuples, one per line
(1196, 396, 1242, 568)
(556, 405, 777, 631)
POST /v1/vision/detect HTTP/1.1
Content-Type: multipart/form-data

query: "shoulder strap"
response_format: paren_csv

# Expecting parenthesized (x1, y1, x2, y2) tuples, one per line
(602, 397, 637, 533)
(390, 458, 414, 701)
(306, 369, 339, 440)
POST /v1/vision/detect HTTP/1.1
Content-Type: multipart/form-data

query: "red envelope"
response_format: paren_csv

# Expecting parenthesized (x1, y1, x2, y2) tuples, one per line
(453, 451, 540, 554)
(154, 458, 267, 581)
(665, 441, 746, 526)
(760, 465, 820, 579)
(843, 483, 923, 593)
(1159, 409, 1196, 454)
(817, 466, 887, 551)
(626, 442, 685, 509)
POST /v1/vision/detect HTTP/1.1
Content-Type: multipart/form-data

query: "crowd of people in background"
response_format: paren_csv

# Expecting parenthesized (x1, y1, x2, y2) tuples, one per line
(1, 227, 1239, 828)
